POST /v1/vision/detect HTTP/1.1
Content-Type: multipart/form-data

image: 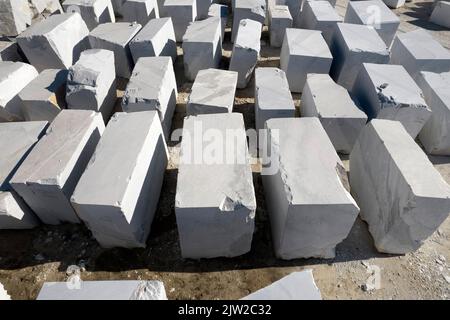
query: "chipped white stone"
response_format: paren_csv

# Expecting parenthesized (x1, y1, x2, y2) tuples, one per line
(0, 0, 33, 36)
(232, 0, 266, 43)
(163, 0, 196, 42)
(269, 5, 292, 48)
(62, 0, 115, 31)
(121, 0, 159, 26)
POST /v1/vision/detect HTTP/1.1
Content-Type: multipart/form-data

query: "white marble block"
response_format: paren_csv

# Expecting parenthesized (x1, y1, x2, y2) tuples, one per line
(121, 0, 159, 26)
(269, 5, 292, 48)
(232, 0, 266, 43)
(0, 0, 33, 37)
(0, 40, 22, 62)
(62, 0, 115, 31)
(208, 3, 228, 42)
(163, 0, 196, 42)
(430, 1, 450, 28)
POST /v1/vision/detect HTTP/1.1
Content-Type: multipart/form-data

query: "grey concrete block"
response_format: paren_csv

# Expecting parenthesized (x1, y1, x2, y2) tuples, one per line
(89, 22, 142, 78)
(430, 1, 450, 28)
(344, 0, 400, 47)
(10, 110, 105, 225)
(208, 3, 228, 42)
(280, 28, 332, 92)
(18, 69, 68, 122)
(0, 61, 38, 122)
(163, 0, 196, 42)
(229, 19, 262, 89)
(0, 0, 33, 36)
(67, 49, 116, 122)
(254, 67, 294, 131)
(196, 0, 212, 19)
(176, 113, 256, 259)
(122, 57, 177, 137)
(63, 0, 115, 31)
(262, 118, 359, 259)
(301, 73, 367, 154)
(17, 13, 90, 72)
(232, 0, 266, 43)
(186, 68, 238, 115)
(129, 17, 177, 63)
(71, 111, 168, 248)
(0, 40, 22, 62)
(350, 119, 450, 254)
(330, 23, 389, 91)
(353, 63, 432, 138)
(269, 5, 292, 48)
(121, 0, 159, 26)
(182, 17, 222, 81)
(382, 0, 405, 8)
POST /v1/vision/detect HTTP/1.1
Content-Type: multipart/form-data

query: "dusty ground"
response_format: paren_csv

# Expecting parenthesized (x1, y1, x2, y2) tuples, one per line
(1, 0, 449, 300)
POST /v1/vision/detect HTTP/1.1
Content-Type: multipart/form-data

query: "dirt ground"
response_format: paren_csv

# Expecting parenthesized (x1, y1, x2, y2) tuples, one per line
(1, 0, 449, 300)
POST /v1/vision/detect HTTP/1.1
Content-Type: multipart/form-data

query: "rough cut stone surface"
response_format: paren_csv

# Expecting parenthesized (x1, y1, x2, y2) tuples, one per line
(67, 49, 116, 121)
(382, 0, 405, 8)
(208, 3, 228, 42)
(232, 0, 265, 43)
(350, 119, 450, 254)
(89, 22, 142, 78)
(0, 0, 33, 36)
(37, 280, 167, 300)
(344, 0, 400, 47)
(262, 118, 359, 259)
(254, 67, 294, 131)
(62, 0, 115, 31)
(182, 17, 222, 81)
(176, 113, 256, 259)
(0, 121, 47, 229)
(71, 111, 168, 248)
(229, 19, 262, 89)
(390, 29, 450, 80)
(353, 63, 432, 138)
(10, 110, 105, 225)
(415, 71, 450, 155)
(121, 0, 159, 26)
(430, 1, 450, 28)
(280, 28, 332, 92)
(163, 0, 196, 42)
(17, 13, 90, 72)
(129, 17, 177, 63)
(18, 69, 68, 122)
(269, 5, 292, 48)
(330, 23, 389, 91)
(122, 57, 177, 137)
(186, 68, 238, 115)
(0, 40, 22, 61)
(0, 61, 38, 121)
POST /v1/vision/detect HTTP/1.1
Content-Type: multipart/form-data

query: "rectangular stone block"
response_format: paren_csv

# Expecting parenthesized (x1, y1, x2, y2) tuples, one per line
(71, 111, 168, 248)
(182, 17, 222, 81)
(121, 0, 159, 26)
(67, 49, 116, 122)
(186, 68, 238, 115)
(62, 0, 115, 31)
(163, 0, 196, 42)
(232, 0, 265, 43)
(254, 67, 295, 131)
(0, 0, 33, 36)
(89, 22, 142, 78)
(17, 13, 90, 72)
(330, 23, 389, 91)
(0, 40, 22, 62)
(279, 0, 301, 26)
(280, 28, 332, 92)
(10, 110, 105, 225)
(122, 57, 177, 137)
(129, 17, 177, 63)
(382, 0, 405, 8)
(208, 3, 228, 42)
(353, 63, 432, 138)
(175, 113, 256, 258)
(18, 69, 68, 122)
(301, 73, 367, 154)
(229, 19, 262, 89)
(350, 119, 450, 254)
(196, 0, 211, 19)
(430, 1, 450, 28)
(269, 5, 292, 48)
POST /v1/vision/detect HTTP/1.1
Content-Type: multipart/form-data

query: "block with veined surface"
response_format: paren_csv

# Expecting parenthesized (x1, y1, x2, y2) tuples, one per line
(430, 1, 450, 29)
(163, 0, 196, 42)
(232, 0, 266, 43)
(269, 5, 292, 48)
(0, 41, 22, 62)
(62, 0, 115, 31)
(208, 3, 228, 42)
(121, 0, 159, 26)
(352, 63, 431, 138)
(71, 111, 168, 248)
(10, 110, 105, 225)
(382, 0, 405, 9)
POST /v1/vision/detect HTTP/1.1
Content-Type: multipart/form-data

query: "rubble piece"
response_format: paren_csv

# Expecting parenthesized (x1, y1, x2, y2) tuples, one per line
(390, 29, 450, 80)
(280, 28, 332, 92)
(0, 40, 22, 61)
(301, 73, 367, 154)
(18, 69, 68, 122)
(122, 57, 177, 138)
(229, 19, 262, 89)
(37, 280, 167, 300)
(344, 0, 400, 47)
(299, 0, 342, 45)
(254, 67, 295, 131)
(0, 121, 47, 229)
(352, 63, 431, 138)
(430, 1, 450, 28)
(10, 110, 105, 225)
(17, 13, 90, 72)
(71, 111, 168, 248)
(415, 71, 450, 155)
(129, 17, 177, 63)
(350, 119, 450, 254)
(232, 0, 265, 43)
(89, 22, 142, 78)
(176, 113, 256, 259)
(163, 0, 196, 42)
(208, 3, 228, 42)
(62, 0, 115, 31)
(196, 0, 212, 19)
(66, 49, 116, 121)
(262, 118, 359, 259)
(0, 0, 33, 36)
(182, 17, 222, 81)
(0, 61, 38, 121)
(242, 270, 322, 300)
(330, 23, 389, 91)
(121, 0, 159, 26)
(382, 0, 405, 9)
(269, 5, 292, 48)
(186, 68, 238, 115)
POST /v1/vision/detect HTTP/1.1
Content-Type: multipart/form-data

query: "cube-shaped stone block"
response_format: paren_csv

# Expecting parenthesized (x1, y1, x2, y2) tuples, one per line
(163, 0, 196, 42)
(0, 0, 33, 36)
(269, 5, 292, 48)
(430, 1, 450, 29)
(62, 0, 115, 31)
(0, 40, 22, 62)
(208, 3, 228, 42)
(121, 0, 159, 26)
(232, 0, 266, 43)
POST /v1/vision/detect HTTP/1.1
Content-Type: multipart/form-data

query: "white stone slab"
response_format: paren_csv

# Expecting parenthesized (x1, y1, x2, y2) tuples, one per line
(232, 0, 266, 43)
(163, 0, 196, 42)
(208, 3, 228, 42)
(430, 1, 450, 28)
(63, 0, 115, 31)
(0, 40, 22, 62)
(121, 0, 159, 26)
(269, 5, 292, 48)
